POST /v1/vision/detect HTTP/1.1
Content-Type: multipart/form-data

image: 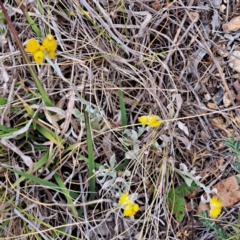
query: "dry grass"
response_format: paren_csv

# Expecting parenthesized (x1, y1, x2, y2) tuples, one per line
(0, 0, 240, 239)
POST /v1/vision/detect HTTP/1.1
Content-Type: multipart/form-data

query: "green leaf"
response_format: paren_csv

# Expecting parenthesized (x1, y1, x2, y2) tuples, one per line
(167, 182, 197, 221)
(25, 12, 41, 37)
(0, 97, 7, 105)
(235, 140, 240, 152)
(84, 105, 96, 201)
(199, 211, 230, 239)
(176, 213, 184, 222)
(176, 182, 198, 196)
(12, 150, 49, 187)
(54, 173, 78, 219)
(167, 189, 186, 214)
(5, 168, 63, 192)
(36, 125, 64, 149)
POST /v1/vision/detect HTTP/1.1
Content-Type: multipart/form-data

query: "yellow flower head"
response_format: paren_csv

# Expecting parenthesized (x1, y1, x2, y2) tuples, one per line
(26, 38, 40, 53)
(209, 207, 222, 218)
(33, 50, 44, 64)
(123, 201, 139, 217)
(132, 203, 140, 213)
(209, 196, 222, 218)
(39, 45, 45, 52)
(42, 34, 57, 52)
(48, 50, 56, 59)
(138, 115, 162, 127)
(138, 116, 148, 125)
(119, 192, 130, 205)
(210, 196, 222, 209)
(119, 192, 139, 217)
(46, 33, 54, 40)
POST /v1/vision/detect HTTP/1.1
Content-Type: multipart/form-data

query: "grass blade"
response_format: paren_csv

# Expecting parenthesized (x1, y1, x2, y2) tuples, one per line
(12, 150, 49, 187)
(54, 173, 78, 219)
(84, 109, 96, 201)
(118, 81, 127, 127)
(5, 168, 62, 192)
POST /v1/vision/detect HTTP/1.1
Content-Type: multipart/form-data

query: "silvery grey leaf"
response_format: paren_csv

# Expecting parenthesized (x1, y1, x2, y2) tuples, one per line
(211, 0, 222, 8)
(211, 9, 220, 31)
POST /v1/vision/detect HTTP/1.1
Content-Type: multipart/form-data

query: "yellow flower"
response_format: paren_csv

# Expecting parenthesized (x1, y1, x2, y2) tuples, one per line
(39, 45, 45, 52)
(209, 196, 222, 218)
(138, 116, 148, 125)
(33, 50, 44, 64)
(132, 203, 139, 213)
(209, 207, 222, 218)
(138, 115, 162, 127)
(26, 38, 40, 53)
(119, 192, 130, 205)
(48, 50, 56, 59)
(123, 201, 139, 217)
(119, 192, 139, 217)
(210, 196, 222, 209)
(42, 34, 57, 52)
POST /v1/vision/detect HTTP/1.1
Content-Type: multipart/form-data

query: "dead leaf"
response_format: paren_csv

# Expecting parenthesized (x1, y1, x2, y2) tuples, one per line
(222, 16, 240, 33)
(174, 94, 183, 113)
(0, 35, 7, 45)
(167, 103, 174, 119)
(214, 175, 240, 207)
(216, 43, 228, 57)
(215, 158, 224, 169)
(223, 92, 231, 107)
(233, 80, 240, 101)
(172, 93, 183, 118)
(198, 174, 240, 214)
(211, 158, 225, 177)
(210, 117, 224, 129)
(151, 0, 161, 10)
(0, 139, 34, 172)
(185, 201, 194, 212)
(198, 200, 210, 214)
(200, 130, 208, 139)
(229, 51, 240, 73)
(177, 121, 189, 136)
(207, 102, 218, 110)
(189, 12, 199, 23)
(204, 93, 211, 101)
(235, 116, 240, 125)
(174, 134, 191, 150)
(219, 4, 226, 13)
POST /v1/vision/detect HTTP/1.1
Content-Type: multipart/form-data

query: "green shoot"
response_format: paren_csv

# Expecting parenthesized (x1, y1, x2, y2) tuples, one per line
(54, 173, 79, 219)
(84, 107, 96, 201)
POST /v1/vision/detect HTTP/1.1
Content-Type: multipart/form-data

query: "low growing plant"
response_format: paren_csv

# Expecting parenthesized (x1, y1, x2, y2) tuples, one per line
(167, 182, 197, 221)
(225, 135, 240, 172)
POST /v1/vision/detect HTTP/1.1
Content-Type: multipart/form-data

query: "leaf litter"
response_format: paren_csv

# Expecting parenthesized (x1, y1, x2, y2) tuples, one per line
(1, 0, 240, 239)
